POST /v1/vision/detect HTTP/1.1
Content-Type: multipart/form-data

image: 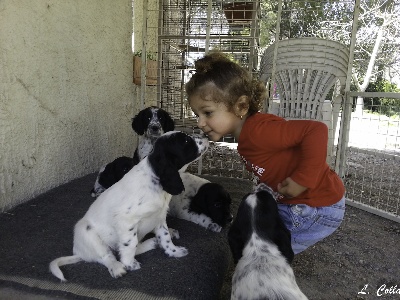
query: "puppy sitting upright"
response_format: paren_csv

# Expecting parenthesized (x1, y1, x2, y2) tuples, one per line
(228, 184, 308, 300)
(132, 106, 175, 164)
(50, 132, 208, 281)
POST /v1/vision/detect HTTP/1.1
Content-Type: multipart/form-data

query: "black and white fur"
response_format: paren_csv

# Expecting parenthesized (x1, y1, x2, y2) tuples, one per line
(169, 173, 233, 232)
(90, 106, 174, 198)
(228, 184, 308, 300)
(50, 131, 208, 281)
(132, 106, 175, 164)
(90, 156, 134, 197)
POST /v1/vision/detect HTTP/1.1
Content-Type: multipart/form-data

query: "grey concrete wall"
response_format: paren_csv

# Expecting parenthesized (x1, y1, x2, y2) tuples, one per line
(0, 0, 136, 211)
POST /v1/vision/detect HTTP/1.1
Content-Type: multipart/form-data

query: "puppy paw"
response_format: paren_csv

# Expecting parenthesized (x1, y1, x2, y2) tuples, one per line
(109, 261, 127, 278)
(125, 259, 141, 271)
(208, 223, 222, 232)
(165, 246, 188, 258)
(168, 228, 180, 239)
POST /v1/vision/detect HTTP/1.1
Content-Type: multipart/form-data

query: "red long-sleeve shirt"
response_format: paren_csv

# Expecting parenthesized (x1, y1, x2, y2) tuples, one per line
(237, 113, 345, 207)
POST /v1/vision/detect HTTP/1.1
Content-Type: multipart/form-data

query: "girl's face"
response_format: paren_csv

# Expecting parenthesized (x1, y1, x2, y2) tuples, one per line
(189, 86, 243, 142)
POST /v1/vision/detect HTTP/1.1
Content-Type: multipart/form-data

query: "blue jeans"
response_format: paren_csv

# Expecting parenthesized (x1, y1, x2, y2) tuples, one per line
(278, 196, 345, 254)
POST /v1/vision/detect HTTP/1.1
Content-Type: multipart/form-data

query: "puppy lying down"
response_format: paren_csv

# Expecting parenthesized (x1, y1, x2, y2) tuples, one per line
(169, 173, 233, 232)
(49, 131, 208, 281)
(90, 156, 134, 198)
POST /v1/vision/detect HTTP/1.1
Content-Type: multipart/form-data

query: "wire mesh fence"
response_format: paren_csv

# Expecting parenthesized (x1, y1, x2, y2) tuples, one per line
(342, 94, 400, 222)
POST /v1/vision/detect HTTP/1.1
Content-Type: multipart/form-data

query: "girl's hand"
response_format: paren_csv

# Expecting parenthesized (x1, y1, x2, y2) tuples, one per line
(277, 177, 307, 198)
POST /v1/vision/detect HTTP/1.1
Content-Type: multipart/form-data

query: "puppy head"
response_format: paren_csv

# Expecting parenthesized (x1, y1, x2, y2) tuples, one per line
(228, 188, 294, 263)
(131, 106, 175, 137)
(189, 183, 233, 227)
(149, 131, 209, 195)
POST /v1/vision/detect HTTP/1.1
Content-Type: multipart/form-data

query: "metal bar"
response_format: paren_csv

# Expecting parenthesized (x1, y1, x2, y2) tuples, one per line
(157, 0, 164, 107)
(248, 0, 259, 75)
(346, 199, 400, 224)
(158, 35, 257, 40)
(348, 92, 400, 98)
(335, 92, 352, 176)
(140, 0, 149, 109)
(205, 0, 212, 54)
(180, 0, 188, 118)
(335, 0, 361, 177)
(268, 0, 282, 112)
(344, 0, 360, 92)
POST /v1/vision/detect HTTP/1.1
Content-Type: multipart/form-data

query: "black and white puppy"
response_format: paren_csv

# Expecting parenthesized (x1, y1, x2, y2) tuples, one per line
(90, 106, 174, 197)
(90, 156, 134, 197)
(50, 131, 208, 281)
(228, 184, 308, 300)
(132, 106, 175, 164)
(169, 173, 233, 232)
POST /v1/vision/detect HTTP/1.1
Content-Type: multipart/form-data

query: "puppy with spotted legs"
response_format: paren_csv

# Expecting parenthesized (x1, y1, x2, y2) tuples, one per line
(49, 131, 208, 281)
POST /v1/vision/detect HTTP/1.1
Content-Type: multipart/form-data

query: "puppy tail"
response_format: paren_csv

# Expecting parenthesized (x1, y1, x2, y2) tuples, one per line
(49, 255, 81, 282)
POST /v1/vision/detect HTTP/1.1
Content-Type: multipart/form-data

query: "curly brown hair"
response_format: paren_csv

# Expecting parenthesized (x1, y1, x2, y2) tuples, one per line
(185, 51, 266, 115)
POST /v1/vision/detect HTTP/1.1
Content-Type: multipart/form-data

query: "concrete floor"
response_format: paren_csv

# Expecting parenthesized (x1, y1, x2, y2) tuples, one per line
(0, 287, 69, 300)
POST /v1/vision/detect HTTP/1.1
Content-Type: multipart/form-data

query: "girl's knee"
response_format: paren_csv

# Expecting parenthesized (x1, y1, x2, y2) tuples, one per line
(279, 197, 346, 254)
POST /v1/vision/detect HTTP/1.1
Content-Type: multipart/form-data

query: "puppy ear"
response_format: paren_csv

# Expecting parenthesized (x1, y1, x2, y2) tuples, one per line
(275, 219, 294, 263)
(228, 195, 252, 263)
(164, 115, 175, 132)
(255, 190, 294, 263)
(159, 167, 185, 195)
(148, 142, 185, 195)
(132, 110, 146, 135)
(159, 109, 175, 132)
(228, 222, 245, 264)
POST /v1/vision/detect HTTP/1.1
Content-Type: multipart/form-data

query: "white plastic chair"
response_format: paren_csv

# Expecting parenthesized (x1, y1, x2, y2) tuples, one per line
(259, 38, 350, 164)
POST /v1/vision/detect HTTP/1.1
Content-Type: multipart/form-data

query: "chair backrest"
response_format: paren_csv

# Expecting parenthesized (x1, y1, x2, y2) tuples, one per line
(259, 38, 350, 164)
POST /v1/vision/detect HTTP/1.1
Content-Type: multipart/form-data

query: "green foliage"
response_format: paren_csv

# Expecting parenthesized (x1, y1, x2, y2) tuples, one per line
(259, 1, 277, 47)
(133, 50, 157, 61)
(364, 79, 400, 116)
(258, 0, 352, 47)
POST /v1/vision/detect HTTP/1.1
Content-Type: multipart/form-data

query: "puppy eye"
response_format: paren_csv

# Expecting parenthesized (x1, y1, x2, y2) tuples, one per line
(214, 202, 222, 208)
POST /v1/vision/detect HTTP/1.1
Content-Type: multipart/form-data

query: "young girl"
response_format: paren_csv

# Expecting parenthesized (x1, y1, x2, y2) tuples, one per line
(186, 51, 345, 254)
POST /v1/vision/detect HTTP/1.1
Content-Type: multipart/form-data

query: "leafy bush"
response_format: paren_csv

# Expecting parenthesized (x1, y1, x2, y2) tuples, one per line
(364, 79, 400, 117)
